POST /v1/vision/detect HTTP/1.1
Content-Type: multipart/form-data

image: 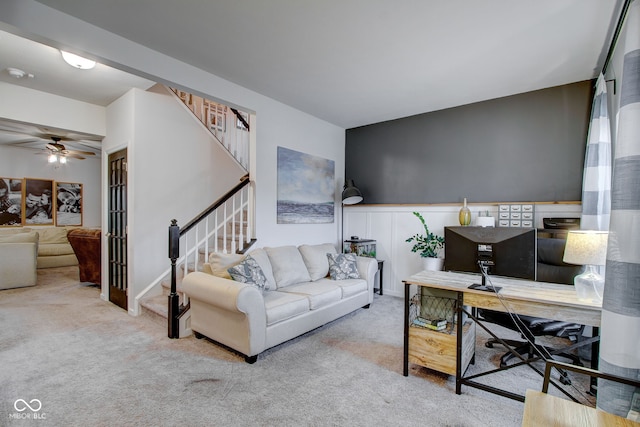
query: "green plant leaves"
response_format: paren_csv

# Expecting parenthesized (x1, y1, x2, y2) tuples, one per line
(405, 212, 444, 258)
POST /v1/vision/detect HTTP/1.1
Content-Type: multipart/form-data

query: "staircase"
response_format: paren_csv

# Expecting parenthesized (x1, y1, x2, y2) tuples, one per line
(139, 201, 253, 332)
(136, 88, 255, 335)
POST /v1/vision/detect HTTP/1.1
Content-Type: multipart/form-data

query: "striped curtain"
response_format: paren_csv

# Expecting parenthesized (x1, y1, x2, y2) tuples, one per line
(598, 0, 640, 417)
(581, 74, 611, 232)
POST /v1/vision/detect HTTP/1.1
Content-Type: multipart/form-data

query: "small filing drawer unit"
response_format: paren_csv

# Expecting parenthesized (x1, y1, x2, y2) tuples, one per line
(498, 204, 534, 227)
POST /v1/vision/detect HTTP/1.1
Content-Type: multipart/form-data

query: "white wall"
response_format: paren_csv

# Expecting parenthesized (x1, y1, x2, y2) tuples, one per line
(0, 82, 105, 136)
(344, 203, 582, 297)
(103, 87, 247, 308)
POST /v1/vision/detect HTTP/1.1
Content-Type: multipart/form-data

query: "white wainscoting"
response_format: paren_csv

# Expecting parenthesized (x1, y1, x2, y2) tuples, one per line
(343, 203, 581, 298)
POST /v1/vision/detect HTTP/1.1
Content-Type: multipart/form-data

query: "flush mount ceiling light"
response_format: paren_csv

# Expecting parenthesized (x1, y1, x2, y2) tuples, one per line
(60, 51, 96, 70)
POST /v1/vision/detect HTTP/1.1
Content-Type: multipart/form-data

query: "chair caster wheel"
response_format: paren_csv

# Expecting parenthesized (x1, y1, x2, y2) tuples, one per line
(499, 362, 507, 368)
(559, 375, 572, 386)
(485, 342, 494, 348)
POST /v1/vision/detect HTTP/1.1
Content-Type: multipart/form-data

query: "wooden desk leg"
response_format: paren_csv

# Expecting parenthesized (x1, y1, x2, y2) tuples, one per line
(403, 282, 410, 376)
(455, 291, 463, 394)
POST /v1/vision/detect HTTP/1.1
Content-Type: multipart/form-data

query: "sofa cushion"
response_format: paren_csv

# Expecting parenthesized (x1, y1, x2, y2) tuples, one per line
(327, 253, 360, 280)
(316, 277, 368, 298)
(279, 282, 343, 309)
(0, 227, 32, 236)
(265, 246, 311, 288)
(298, 243, 337, 281)
(0, 231, 39, 244)
(208, 252, 245, 279)
(38, 243, 75, 256)
(263, 291, 310, 326)
(227, 255, 269, 291)
(248, 248, 276, 290)
(38, 227, 69, 245)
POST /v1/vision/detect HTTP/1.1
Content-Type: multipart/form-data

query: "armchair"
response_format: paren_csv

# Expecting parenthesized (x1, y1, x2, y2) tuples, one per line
(67, 228, 102, 285)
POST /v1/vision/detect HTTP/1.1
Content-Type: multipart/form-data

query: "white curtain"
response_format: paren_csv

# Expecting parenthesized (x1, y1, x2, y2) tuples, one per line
(581, 74, 611, 232)
(598, 0, 640, 417)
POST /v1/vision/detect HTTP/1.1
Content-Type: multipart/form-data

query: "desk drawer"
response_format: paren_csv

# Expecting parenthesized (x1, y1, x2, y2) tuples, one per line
(408, 321, 475, 376)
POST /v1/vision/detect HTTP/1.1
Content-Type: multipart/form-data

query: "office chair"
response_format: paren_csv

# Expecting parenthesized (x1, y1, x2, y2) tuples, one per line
(479, 237, 584, 376)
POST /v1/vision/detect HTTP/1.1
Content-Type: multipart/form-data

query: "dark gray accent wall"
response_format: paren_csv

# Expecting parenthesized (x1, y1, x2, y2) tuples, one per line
(345, 81, 593, 204)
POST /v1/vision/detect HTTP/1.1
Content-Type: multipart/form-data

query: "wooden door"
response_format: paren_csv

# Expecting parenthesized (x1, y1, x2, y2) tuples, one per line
(108, 148, 127, 310)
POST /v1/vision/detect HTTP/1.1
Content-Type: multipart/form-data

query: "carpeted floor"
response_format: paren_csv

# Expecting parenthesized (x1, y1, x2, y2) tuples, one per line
(0, 267, 593, 426)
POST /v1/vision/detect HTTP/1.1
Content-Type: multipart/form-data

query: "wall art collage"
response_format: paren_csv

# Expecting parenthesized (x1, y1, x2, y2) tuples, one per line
(0, 177, 82, 227)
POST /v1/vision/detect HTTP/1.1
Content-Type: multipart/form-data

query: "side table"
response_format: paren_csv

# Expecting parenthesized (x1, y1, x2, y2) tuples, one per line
(375, 260, 384, 295)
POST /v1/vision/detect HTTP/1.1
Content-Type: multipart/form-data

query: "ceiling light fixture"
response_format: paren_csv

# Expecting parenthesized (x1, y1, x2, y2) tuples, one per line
(48, 153, 58, 163)
(61, 51, 96, 70)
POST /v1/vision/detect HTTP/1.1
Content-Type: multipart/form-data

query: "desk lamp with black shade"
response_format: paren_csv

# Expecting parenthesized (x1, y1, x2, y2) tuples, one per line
(562, 230, 609, 303)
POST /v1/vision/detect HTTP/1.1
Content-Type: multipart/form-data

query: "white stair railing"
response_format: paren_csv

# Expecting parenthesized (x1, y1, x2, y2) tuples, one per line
(168, 177, 255, 338)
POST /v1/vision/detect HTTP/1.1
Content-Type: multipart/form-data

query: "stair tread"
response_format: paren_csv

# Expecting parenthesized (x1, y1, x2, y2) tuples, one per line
(140, 294, 168, 318)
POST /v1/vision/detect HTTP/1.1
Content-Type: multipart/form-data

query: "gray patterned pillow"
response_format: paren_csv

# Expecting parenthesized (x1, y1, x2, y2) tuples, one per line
(327, 253, 360, 280)
(227, 255, 268, 291)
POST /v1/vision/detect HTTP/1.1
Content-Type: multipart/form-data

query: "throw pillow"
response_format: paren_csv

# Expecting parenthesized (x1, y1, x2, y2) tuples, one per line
(247, 248, 276, 290)
(265, 246, 311, 287)
(38, 227, 68, 244)
(327, 253, 360, 280)
(0, 231, 39, 244)
(227, 255, 268, 291)
(207, 252, 246, 279)
(298, 243, 337, 281)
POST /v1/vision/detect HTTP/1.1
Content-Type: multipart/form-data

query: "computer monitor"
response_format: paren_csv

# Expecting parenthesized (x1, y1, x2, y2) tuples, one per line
(444, 226, 537, 288)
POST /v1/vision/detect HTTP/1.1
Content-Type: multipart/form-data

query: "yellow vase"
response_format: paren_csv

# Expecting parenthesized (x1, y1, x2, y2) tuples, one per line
(459, 198, 471, 226)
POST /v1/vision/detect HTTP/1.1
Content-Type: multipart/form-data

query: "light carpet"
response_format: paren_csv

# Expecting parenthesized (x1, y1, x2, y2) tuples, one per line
(0, 267, 592, 426)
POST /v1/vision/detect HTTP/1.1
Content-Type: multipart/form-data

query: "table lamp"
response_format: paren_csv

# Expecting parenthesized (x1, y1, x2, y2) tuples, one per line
(562, 230, 609, 302)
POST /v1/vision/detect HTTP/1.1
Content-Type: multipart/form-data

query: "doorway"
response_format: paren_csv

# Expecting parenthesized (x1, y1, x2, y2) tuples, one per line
(108, 148, 128, 310)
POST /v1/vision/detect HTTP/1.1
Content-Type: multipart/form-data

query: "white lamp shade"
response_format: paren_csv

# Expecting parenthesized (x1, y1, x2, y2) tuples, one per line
(563, 230, 609, 266)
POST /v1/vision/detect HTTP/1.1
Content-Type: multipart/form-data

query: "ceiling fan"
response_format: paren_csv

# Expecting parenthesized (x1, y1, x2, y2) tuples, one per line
(44, 136, 96, 160)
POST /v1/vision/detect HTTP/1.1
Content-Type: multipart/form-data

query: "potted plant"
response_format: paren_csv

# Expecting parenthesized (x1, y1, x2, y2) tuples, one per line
(406, 211, 445, 271)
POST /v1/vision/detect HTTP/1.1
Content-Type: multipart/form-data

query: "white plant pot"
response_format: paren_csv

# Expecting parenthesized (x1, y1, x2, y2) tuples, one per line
(422, 257, 444, 271)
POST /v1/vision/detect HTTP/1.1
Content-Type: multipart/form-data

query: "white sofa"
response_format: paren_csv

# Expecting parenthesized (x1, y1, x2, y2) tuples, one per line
(0, 227, 78, 268)
(0, 230, 38, 290)
(182, 243, 378, 363)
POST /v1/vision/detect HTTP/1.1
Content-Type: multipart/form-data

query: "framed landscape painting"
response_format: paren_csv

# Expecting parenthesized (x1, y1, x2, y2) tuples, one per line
(276, 146, 335, 224)
(23, 178, 54, 225)
(0, 177, 23, 226)
(55, 182, 83, 226)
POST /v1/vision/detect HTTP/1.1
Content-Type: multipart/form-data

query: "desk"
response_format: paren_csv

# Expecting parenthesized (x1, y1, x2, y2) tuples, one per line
(403, 270, 602, 401)
(522, 390, 640, 427)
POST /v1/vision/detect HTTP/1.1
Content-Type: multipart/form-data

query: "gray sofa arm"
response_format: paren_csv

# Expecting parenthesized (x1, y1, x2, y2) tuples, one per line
(182, 272, 267, 356)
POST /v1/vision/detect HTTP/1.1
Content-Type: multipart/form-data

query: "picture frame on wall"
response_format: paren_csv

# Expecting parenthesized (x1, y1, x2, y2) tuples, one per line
(0, 177, 23, 226)
(23, 178, 54, 226)
(276, 146, 335, 224)
(55, 182, 83, 226)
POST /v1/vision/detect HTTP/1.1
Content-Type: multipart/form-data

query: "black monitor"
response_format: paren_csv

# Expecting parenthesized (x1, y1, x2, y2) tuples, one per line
(444, 226, 537, 289)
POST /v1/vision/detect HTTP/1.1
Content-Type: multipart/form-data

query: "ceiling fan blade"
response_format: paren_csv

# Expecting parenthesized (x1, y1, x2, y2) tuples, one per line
(65, 153, 86, 160)
(65, 149, 96, 156)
